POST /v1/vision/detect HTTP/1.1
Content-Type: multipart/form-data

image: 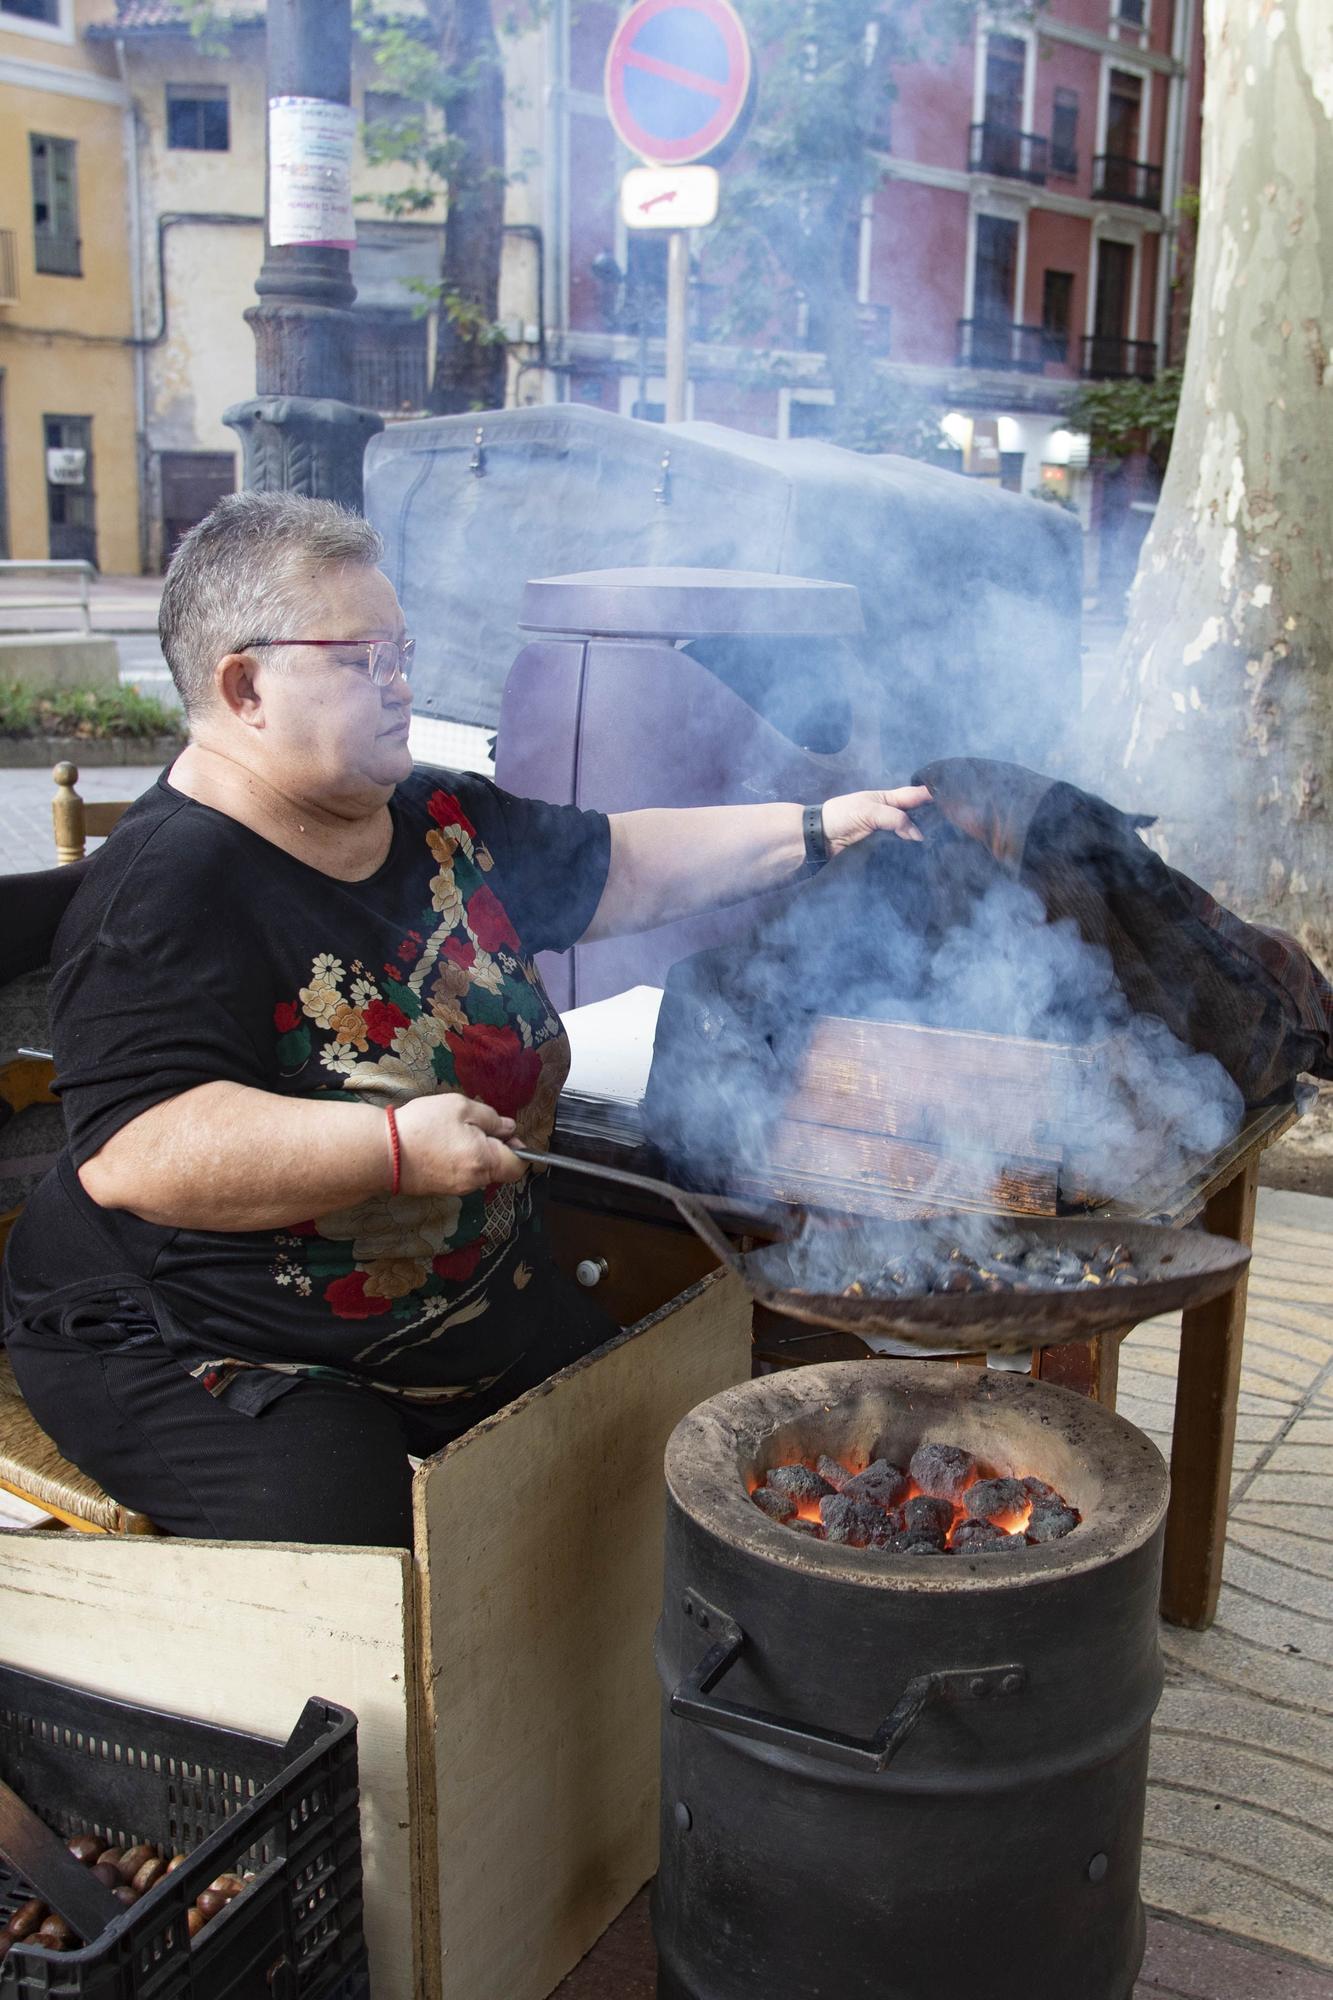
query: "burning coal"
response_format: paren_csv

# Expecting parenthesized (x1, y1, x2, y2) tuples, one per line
(749, 1441, 1080, 1554)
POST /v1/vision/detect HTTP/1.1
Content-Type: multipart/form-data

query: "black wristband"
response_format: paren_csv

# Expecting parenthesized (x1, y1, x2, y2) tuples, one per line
(802, 803, 830, 871)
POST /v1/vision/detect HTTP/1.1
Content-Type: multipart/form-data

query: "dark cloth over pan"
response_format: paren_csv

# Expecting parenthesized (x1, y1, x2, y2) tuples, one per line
(643, 758, 1333, 1188)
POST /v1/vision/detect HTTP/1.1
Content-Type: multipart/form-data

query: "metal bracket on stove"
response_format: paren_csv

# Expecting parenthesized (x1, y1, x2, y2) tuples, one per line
(671, 1594, 1026, 1773)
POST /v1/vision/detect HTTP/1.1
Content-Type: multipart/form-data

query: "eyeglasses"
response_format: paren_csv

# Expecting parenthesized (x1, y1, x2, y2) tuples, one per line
(237, 637, 415, 687)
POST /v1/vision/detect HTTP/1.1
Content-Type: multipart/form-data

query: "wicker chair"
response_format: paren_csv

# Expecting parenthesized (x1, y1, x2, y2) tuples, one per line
(0, 865, 159, 1534)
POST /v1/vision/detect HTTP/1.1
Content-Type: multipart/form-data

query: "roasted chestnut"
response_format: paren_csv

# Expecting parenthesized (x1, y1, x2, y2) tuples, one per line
(133, 1858, 168, 1895)
(6, 1899, 47, 1941)
(67, 1834, 103, 1866)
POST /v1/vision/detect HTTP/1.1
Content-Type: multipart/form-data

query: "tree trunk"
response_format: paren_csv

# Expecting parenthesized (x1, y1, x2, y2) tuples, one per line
(429, 0, 506, 415)
(1102, 0, 1333, 963)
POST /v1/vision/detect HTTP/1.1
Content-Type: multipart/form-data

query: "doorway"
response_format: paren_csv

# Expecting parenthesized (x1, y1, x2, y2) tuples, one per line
(43, 413, 96, 566)
(1091, 239, 1133, 374)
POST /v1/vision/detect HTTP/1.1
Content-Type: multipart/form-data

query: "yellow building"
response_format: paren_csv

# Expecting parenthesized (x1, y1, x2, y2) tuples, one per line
(0, 0, 140, 572)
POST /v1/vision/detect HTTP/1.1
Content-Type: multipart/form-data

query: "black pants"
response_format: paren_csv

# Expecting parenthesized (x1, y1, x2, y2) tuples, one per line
(6, 1281, 615, 1549)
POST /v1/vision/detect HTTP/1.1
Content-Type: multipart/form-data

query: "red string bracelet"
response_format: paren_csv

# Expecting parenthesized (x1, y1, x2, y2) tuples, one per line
(384, 1105, 402, 1196)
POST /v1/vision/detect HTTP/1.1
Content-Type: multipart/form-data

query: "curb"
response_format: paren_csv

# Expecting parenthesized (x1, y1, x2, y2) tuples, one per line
(0, 735, 184, 769)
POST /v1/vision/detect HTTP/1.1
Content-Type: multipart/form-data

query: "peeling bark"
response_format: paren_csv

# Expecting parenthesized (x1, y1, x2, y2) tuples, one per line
(1102, 0, 1333, 963)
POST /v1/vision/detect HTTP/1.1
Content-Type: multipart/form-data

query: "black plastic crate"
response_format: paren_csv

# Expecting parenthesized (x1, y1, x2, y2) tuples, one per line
(0, 1664, 368, 2000)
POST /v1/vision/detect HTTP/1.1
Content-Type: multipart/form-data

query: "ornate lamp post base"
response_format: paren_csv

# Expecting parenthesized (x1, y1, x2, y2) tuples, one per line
(224, 396, 384, 512)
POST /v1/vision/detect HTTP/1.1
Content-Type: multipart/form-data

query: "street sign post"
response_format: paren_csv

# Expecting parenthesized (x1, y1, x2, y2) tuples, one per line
(605, 0, 752, 168)
(605, 0, 752, 421)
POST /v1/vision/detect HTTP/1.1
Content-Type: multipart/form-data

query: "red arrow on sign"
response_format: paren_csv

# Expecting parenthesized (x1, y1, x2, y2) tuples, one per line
(639, 190, 679, 212)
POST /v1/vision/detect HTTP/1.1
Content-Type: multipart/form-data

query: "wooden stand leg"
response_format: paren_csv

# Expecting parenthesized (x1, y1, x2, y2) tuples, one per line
(1160, 1157, 1260, 1630)
(1037, 1328, 1122, 1407)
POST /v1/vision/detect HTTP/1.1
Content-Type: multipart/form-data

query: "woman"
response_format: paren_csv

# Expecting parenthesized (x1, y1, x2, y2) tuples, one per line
(2, 491, 928, 1546)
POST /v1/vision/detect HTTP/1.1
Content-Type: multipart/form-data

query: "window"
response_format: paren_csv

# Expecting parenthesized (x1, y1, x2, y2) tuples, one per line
(1106, 70, 1144, 160)
(166, 85, 229, 151)
(1051, 89, 1079, 177)
(1115, 0, 1146, 24)
(351, 313, 428, 413)
(1041, 270, 1074, 362)
(30, 135, 80, 277)
(983, 34, 1026, 133)
(2, 0, 60, 21)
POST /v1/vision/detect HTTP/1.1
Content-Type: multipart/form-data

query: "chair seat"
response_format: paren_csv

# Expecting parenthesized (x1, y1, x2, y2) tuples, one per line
(0, 1349, 156, 1533)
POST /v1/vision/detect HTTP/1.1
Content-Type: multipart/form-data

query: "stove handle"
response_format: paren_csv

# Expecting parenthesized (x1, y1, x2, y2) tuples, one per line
(671, 1597, 1025, 1773)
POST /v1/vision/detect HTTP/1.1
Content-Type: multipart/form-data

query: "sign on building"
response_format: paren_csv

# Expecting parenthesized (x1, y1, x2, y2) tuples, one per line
(45, 448, 86, 487)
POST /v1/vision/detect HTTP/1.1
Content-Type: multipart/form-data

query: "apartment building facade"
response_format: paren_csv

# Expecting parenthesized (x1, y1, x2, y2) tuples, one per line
(541, 0, 1203, 510)
(0, 0, 139, 571)
(1, 1, 1203, 572)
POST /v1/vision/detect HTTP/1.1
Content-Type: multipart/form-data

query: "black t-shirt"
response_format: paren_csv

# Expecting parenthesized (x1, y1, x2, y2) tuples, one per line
(3, 767, 609, 1409)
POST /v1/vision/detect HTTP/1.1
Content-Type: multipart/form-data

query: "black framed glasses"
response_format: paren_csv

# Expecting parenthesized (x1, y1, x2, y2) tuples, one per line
(237, 636, 415, 686)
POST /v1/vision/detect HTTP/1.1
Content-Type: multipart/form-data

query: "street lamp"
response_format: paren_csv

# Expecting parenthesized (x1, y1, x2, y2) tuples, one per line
(223, 0, 382, 508)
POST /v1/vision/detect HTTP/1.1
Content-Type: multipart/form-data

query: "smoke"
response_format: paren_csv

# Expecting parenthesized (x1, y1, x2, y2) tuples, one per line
(643, 809, 1247, 1253)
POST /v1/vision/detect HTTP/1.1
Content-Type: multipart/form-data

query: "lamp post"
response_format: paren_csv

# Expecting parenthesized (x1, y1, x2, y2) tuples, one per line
(223, 0, 382, 509)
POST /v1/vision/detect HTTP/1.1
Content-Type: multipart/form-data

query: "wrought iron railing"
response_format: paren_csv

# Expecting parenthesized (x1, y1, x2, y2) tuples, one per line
(0, 230, 17, 304)
(1092, 154, 1162, 208)
(956, 319, 1050, 373)
(968, 122, 1049, 185)
(1080, 335, 1158, 380)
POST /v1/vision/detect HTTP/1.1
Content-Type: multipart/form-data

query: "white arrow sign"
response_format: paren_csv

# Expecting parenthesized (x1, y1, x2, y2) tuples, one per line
(621, 165, 720, 231)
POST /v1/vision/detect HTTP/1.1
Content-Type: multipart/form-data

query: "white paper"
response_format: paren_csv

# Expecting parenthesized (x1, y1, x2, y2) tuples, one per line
(46, 448, 86, 487)
(268, 95, 357, 250)
(562, 984, 663, 1104)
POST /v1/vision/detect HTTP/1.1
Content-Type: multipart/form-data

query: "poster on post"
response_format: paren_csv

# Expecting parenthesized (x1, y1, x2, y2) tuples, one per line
(268, 95, 357, 249)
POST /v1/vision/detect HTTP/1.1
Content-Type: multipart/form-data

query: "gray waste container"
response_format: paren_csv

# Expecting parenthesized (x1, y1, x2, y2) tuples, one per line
(363, 405, 1082, 775)
(496, 566, 877, 1008)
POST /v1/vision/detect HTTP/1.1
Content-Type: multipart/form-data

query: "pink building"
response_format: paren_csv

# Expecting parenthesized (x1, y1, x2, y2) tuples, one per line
(542, 0, 1204, 513)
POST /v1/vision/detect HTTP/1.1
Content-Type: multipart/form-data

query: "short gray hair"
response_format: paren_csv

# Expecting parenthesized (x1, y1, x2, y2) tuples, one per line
(159, 490, 385, 717)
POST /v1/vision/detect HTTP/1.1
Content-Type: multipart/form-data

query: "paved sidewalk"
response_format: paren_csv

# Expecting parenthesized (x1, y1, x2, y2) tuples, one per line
(0, 764, 165, 874)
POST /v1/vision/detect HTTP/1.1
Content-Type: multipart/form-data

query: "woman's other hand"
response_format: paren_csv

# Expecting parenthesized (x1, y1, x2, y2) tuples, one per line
(395, 1092, 527, 1197)
(821, 786, 933, 854)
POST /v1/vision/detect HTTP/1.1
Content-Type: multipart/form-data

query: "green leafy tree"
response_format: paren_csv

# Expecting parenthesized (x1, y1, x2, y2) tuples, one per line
(1068, 368, 1183, 474)
(355, 0, 509, 414)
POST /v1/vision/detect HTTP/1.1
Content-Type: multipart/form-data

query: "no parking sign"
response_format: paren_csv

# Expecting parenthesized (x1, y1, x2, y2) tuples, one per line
(604, 0, 753, 167)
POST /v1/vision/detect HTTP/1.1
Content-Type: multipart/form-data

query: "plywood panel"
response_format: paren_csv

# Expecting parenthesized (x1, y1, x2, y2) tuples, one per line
(0, 1537, 419, 1999)
(741, 1119, 1058, 1216)
(415, 1269, 753, 2000)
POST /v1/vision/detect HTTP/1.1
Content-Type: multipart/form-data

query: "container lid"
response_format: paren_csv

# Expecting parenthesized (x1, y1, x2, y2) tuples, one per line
(519, 567, 864, 640)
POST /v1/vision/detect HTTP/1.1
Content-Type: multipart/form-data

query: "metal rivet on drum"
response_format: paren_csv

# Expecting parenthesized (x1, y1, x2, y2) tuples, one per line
(970, 1676, 988, 1697)
(682, 1598, 694, 1618)
(698, 1613, 710, 1631)
(1087, 1853, 1109, 1883)
(674, 1802, 693, 1832)
(1002, 1672, 1023, 1695)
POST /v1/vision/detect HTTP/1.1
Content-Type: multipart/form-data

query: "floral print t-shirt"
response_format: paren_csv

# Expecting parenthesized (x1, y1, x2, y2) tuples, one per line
(4, 767, 610, 1411)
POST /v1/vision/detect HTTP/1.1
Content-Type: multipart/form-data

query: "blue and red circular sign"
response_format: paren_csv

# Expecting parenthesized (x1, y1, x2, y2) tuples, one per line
(605, 0, 752, 168)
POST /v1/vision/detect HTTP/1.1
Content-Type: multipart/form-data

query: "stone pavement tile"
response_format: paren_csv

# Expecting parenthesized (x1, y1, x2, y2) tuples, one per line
(549, 1889, 1333, 1998)
(1137, 1917, 1333, 1998)
(0, 764, 163, 874)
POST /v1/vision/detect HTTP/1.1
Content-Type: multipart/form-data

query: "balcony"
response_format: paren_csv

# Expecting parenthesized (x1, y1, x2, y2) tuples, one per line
(0, 230, 17, 305)
(968, 122, 1049, 186)
(1080, 334, 1158, 380)
(956, 319, 1050, 374)
(1092, 154, 1162, 209)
